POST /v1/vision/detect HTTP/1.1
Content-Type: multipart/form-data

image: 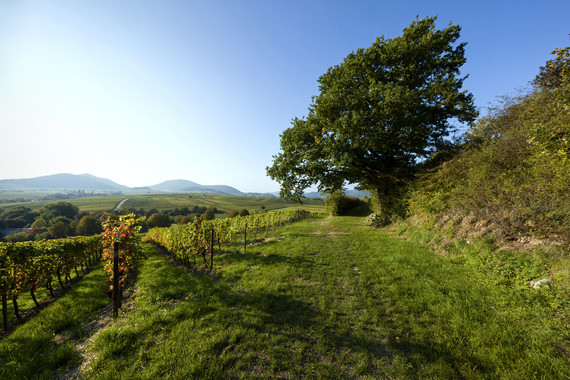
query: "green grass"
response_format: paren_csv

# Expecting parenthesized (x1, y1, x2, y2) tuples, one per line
(0, 262, 109, 379)
(2, 216, 568, 378)
(1, 265, 89, 326)
(0, 195, 128, 212)
(82, 217, 568, 378)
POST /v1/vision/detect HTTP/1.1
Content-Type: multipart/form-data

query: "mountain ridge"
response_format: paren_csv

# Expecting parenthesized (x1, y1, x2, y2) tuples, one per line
(0, 174, 269, 197)
(0, 173, 128, 192)
(0, 173, 368, 199)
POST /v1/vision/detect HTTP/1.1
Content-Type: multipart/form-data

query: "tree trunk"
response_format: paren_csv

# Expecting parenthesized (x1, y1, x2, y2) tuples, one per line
(374, 186, 391, 226)
(12, 295, 21, 320)
(30, 284, 40, 308)
(56, 268, 64, 289)
(46, 277, 55, 297)
(2, 291, 7, 330)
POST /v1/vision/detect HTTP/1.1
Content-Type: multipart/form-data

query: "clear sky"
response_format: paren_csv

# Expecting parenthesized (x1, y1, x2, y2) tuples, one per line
(1, 0, 568, 192)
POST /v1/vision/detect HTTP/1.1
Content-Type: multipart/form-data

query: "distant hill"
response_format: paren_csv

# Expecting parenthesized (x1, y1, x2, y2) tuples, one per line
(304, 189, 370, 199)
(0, 173, 282, 198)
(0, 173, 129, 192)
(148, 180, 245, 196)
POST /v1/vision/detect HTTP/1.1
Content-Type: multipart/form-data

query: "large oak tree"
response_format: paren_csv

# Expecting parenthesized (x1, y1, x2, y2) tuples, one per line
(267, 16, 477, 222)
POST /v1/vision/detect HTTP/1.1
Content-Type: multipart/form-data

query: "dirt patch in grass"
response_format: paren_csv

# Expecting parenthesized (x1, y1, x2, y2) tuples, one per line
(248, 237, 284, 246)
(291, 277, 320, 286)
(328, 230, 348, 236)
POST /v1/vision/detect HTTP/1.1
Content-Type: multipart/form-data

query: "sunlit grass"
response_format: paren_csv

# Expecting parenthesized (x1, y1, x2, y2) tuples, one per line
(120, 193, 325, 216)
(0, 262, 109, 379)
(1, 216, 566, 378)
(81, 217, 569, 378)
(2, 263, 94, 326)
(0, 193, 326, 214)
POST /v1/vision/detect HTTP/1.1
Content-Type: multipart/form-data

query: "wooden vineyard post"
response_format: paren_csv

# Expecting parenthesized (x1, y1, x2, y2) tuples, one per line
(210, 228, 215, 271)
(12, 295, 20, 320)
(113, 241, 120, 319)
(1, 261, 7, 330)
(1, 291, 6, 330)
(244, 222, 247, 254)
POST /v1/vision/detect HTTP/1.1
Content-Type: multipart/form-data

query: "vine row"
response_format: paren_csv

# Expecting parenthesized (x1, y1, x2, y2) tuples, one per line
(143, 209, 318, 269)
(0, 235, 102, 328)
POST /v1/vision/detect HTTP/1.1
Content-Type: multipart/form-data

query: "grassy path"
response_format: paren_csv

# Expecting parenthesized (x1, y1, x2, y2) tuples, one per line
(81, 216, 567, 379)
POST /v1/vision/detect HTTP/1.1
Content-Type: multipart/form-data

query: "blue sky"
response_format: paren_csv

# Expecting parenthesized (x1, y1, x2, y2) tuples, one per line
(1, 0, 568, 192)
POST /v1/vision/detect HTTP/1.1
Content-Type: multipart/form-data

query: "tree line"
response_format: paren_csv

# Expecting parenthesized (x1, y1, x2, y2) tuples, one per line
(0, 202, 103, 242)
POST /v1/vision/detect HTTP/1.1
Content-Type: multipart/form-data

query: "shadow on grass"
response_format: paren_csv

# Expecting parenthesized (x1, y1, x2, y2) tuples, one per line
(121, 246, 408, 376)
(0, 264, 109, 379)
(218, 248, 316, 270)
(206, 246, 494, 377)
(137, 251, 318, 329)
(1, 259, 102, 335)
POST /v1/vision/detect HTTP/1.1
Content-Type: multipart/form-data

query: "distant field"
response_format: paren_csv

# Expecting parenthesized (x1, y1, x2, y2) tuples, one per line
(0, 195, 127, 212)
(0, 193, 325, 215)
(120, 193, 325, 216)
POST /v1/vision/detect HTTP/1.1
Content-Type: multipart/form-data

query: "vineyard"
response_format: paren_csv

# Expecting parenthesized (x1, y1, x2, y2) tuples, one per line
(0, 235, 101, 328)
(143, 209, 318, 269)
(0, 209, 318, 331)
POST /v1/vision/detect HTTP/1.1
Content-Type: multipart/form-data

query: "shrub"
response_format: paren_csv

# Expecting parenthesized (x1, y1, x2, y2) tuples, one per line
(179, 215, 193, 225)
(76, 215, 102, 236)
(147, 213, 171, 228)
(200, 208, 216, 221)
(407, 45, 570, 244)
(5, 231, 33, 242)
(325, 192, 368, 216)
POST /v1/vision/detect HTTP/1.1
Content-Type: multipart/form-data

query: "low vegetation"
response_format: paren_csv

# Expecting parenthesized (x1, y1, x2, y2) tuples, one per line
(0, 194, 325, 242)
(1, 217, 567, 378)
(407, 45, 569, 248)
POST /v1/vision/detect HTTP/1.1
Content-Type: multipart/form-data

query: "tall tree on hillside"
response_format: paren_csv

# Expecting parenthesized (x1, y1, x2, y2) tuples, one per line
(267, 16, 477, 223)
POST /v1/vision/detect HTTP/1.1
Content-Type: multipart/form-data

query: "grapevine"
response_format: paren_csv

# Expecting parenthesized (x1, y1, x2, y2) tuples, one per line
(100, 213, 145, 290)
(0, 235, 101, 326)
(144, 209, 318, 269)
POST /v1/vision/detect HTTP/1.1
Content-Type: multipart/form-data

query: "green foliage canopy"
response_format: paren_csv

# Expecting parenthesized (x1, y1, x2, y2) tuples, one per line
(147, 213, 171, 228)
(40, 201, 79, 220)
(200, 208, 216, 221)
(76, 215, 103, 236)
(267, 16, 477, 221)
(325, 192, 369, 216)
